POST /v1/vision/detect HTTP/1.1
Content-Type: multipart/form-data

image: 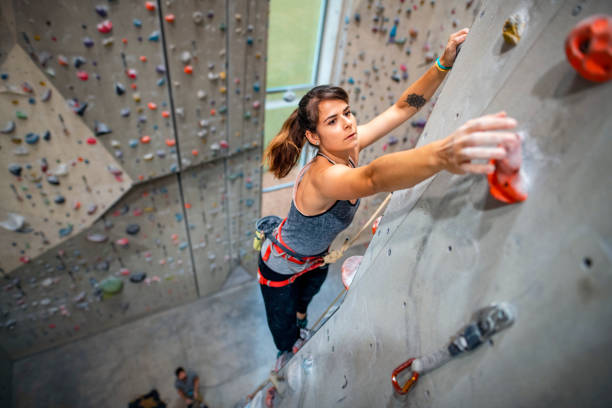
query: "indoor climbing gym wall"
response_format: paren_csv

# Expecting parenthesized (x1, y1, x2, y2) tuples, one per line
(268, 0, 612, 407)
(0, 0, 267, 359)
(328, 0, 481, 250)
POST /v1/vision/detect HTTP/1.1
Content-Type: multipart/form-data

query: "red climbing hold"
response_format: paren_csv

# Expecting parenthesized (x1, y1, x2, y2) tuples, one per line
(165, 14, 175, 23)
(116, 238, 129, 247)
(145, 1, 156, 11)
(148, 102, 157, 110)
(86, 137, 97, 145)
(140, 135, 151, 144)
(139, 55, 147, 62)
(487, 135, 527, 204)
(184, 65, 193, 74)
(161, 110, 170, 118)
(565, 14, 612, 82)
(97, 20, 113, 34)
(77, 71, 89, 81)
(126, 68, 137, 79)
(165, 139, 176, 147)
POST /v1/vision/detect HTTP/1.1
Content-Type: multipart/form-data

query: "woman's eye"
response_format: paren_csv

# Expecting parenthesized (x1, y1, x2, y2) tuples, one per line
(329, 119, 336, 125)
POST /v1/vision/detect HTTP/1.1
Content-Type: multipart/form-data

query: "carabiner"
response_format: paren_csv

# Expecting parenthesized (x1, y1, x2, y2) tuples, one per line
(391, 358, 419, 394)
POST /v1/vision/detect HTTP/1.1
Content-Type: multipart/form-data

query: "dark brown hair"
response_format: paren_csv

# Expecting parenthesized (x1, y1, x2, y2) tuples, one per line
(264, 85, 349, 178)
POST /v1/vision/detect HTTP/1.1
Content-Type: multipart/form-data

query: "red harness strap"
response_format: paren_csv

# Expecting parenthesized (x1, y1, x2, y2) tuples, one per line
(259, 218, 325, 287)
(258, 261, 324, 288)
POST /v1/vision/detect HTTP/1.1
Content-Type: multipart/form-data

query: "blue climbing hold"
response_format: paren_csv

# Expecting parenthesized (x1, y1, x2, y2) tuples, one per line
(25, 133, 40, 144)
(175, 213, 183, 222)
(253, 81, 260, 92)
(129, 139, 138, 148)
(59, 224, 73, 237)
(133, 18, 142, 28)
(148, 31, 160, 42)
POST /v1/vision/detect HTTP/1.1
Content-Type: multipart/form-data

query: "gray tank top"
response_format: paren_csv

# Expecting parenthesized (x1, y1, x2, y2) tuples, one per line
(260, 152, 361, 275)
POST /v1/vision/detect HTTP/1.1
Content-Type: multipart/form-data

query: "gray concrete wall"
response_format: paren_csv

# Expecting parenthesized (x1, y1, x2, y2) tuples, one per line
(274, 0, 612, 406)
(0, 346, 11, 408)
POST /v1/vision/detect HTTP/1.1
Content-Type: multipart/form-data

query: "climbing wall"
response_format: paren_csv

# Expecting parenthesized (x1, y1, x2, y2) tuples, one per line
(0, 0, 267, 359)
(275, 0, 612, 407)
(329, 0, 481, 250)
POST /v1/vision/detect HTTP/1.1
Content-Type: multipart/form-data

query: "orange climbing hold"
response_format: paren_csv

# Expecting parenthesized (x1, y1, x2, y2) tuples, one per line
(139, 55, 147, 62)
(148, 102, 157, 110)
(161, 110, 170, 118)
(140, 135, 151, 143)
(145, 1, 156, 11)
(165, 14, 175, 23)
(192, 149, 199, 156)
(565, 14, 612, 82)
(487, 136, 527, 204)
(184, 65, 193, 74)
(165, 139, 176, 147)
(185, 203, 192, 209)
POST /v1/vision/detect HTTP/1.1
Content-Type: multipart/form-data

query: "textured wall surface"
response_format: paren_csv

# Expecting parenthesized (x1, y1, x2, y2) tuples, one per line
(272, 0, 612, 407)
(0, 0, 267, 359)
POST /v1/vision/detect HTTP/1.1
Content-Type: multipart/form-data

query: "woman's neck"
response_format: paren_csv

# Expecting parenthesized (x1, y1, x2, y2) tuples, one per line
(317, 149, 352, 166)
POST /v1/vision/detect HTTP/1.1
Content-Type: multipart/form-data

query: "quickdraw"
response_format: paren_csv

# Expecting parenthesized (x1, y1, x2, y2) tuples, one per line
(391, 302, 516, 395)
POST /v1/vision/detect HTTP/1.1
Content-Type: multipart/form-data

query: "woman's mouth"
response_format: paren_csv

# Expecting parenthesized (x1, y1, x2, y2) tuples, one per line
(345, 132, 356, 140)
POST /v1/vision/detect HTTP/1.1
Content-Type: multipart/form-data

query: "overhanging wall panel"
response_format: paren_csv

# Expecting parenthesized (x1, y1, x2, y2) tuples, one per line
(1, 173, 197, 359)
(13, 0, 179, 182)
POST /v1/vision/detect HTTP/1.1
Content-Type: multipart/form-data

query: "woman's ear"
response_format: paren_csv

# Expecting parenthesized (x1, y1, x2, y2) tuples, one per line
(305, 130, 320, 146)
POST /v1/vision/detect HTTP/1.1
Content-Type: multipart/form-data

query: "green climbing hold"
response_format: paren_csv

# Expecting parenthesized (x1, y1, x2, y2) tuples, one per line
(16, 111, 28, 119)
(100, 276, 123, 295)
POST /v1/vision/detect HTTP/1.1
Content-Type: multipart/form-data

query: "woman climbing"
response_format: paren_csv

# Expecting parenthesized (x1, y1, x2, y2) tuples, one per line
(259, 28, 520, 368)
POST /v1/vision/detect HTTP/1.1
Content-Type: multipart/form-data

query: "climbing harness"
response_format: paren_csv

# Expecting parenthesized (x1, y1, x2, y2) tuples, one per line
(391, 302, 516, 395)
(253, 192, 393, 287)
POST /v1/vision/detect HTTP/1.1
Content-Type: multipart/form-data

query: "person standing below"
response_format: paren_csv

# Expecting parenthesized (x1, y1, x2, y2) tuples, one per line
(260, 27, 521, 368)
(174, 367, 208, 408)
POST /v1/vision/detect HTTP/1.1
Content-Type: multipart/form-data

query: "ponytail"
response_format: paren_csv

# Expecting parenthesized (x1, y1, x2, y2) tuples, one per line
(263, 85, 349, 179)
(264, 109, 307, 179)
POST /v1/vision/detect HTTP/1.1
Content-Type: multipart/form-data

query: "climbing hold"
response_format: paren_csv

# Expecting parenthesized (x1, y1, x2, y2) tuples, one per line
(53, 163, 68, 176)
(120, 108, 130, 117)
(83, 37, 95, 48)
(184, 65, 193, 74)
(97, 20, 113, 34)
(77, 71, 89, 81)
(565, 15, 612, 82)
(55, 195, 66, 204)
(145, 1, 156, 11)
(8, 164, 22, 176)
(94, 121, 112, 136)
(130, 273, 146, 283)
(148, 102, 157, 110)
(181, 51, 191, 64)
(0, 213, 24, 231)
(133, 18, 143, 28)
(100, 277, 123, 295)
(148, 31, 160, 42)
(25, 133, 40, 144)
(41, 89, 52, 102)
(115, 238, 129, 247)
(126, 224, 140, 235)
(487, 134, 527, 204)
(165, 139, 176, 147)
(87, 204, 98, 215)
(115, 82, 126, 95)
(140, 135, 151, 144)
(85, 137, 96, 145)
(342, 255, 363, 289)
(47, 175, 60, 185)
(502, 13, 526, 45)
(16, 111, 28, 120)
(143, 153, 154, 161)
(95, 4, 108, 17)
(132, 93, 141, 102)
(86, 233, 108, 243)
(1, 121, 15, 134)
(126, 68, 137, 79)
(193, 11, 204, 24)
(165, 14, 175, 23)
(411, 119, 427, 128)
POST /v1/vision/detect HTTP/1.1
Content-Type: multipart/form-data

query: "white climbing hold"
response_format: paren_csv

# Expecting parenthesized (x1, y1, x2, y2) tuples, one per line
(53, 163, 69, 176)
(0, 213, 25, 231)
(181, 51, 191, 64)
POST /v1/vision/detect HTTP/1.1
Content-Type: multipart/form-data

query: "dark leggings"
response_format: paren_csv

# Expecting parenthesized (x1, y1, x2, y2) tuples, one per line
(258, 255, 328, 352)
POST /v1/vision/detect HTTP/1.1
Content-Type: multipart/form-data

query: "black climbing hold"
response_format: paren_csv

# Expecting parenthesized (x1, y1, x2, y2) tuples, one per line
(94, 121, 112, 136)
(115, 82, 126, 95)
(43, 130, 51, 141)
(54, 195, 66, 204)
(129, 273, 146, 283)
(126, 224, 140, 235)
(73, 56, 87, 68)
(95, 4, 109, 17)
(8, 164, 22, 176)
(47, 175, 60, 185)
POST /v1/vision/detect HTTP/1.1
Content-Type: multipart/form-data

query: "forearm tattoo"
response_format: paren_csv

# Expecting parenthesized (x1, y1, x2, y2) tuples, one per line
(405, 93, 427, 109)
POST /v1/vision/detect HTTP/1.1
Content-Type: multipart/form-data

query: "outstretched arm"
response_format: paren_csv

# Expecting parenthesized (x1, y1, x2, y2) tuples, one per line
(357, 28, 469, 151)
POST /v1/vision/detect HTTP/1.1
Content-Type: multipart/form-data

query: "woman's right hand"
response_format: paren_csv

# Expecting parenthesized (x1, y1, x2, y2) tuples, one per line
(436, 111, 520, 174)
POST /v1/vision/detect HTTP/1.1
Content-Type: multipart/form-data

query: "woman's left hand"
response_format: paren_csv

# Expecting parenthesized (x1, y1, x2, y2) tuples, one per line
(439, 28, 469, 68)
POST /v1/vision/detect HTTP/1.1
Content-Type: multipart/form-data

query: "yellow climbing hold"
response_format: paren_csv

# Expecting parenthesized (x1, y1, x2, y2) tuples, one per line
(503, 13, 525, 45)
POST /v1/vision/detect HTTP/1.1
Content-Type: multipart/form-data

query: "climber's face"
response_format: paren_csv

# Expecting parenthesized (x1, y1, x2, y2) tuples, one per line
(308, 99, 358, 154)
